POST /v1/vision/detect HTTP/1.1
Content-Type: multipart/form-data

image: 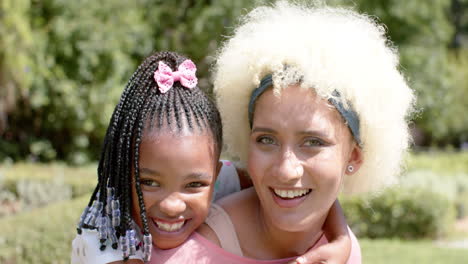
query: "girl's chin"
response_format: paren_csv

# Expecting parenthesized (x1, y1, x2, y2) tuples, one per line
(153, 236, 187, 249)
(149, 220, 194, 249)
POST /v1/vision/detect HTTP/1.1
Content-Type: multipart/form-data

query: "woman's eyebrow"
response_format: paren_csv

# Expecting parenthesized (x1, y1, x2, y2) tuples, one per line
(251, 127, 276, 134)
(297, 130, 330, 138)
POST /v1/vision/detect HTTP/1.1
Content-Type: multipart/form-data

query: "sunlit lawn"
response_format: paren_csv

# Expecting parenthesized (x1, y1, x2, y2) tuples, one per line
(360, 238, 468, 264)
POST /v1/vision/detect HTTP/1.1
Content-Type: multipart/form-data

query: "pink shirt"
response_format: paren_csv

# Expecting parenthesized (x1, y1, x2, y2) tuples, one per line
(150, 230, 361, 264)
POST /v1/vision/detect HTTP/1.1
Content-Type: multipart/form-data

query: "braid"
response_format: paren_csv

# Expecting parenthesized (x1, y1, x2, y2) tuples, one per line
(176, 88, 193, 129)
(78, 51, 223, 261)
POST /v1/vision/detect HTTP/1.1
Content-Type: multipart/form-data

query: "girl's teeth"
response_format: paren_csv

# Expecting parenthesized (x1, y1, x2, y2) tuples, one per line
(155, 220, 185, 232)
(273, 188, 310, 198)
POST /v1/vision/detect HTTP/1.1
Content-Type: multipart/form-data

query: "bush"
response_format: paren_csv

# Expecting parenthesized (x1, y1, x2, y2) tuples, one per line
(0, 162, 95, 217)
(0, 162, 96, 198)
(342, 187, 456, 239)
(0, 195, 89, 264)
(403, 151, 468, 218)
(406, 151, 468, 174)
(400, 170, 468, 218)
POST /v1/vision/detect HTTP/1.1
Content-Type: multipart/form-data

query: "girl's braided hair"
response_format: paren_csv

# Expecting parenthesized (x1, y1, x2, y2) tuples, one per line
(77, 51, 222, 261)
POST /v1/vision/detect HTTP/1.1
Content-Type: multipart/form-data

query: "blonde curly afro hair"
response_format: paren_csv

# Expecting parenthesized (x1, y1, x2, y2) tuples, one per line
(213, 1, 415, 195)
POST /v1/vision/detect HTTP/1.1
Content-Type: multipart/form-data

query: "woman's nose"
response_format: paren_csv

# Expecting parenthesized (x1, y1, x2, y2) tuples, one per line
(159, 193, 186, 217)
(274, 149, 304, 183)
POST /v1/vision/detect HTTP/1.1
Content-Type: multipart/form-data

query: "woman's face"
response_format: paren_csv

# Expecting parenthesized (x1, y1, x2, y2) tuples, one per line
(131, 129, 219, 249)
(248, 84, 361, 232)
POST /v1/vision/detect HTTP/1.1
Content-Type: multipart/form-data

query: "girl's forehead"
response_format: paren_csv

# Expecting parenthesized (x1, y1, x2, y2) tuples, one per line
(142, 124, 212, 141)
(139, 130, 217, 166)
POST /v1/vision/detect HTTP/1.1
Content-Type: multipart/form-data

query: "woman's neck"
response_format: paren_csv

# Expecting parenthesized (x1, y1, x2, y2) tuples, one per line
(254, 197, 327, 259)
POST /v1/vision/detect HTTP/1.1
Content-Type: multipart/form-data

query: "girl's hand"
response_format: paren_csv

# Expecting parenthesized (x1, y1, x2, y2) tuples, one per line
(288, 200, 351, 264)
(108, 260, 144, 264)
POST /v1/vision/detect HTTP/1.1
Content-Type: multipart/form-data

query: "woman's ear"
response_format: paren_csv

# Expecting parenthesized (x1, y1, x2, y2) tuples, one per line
(345, 143, 363, 175)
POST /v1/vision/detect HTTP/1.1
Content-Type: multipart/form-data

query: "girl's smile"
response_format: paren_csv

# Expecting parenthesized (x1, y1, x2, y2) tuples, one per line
(152, 217, 189, 233)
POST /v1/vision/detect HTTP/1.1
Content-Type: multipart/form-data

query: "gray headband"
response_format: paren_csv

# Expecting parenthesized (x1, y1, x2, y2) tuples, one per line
(248, 74, 361, 145)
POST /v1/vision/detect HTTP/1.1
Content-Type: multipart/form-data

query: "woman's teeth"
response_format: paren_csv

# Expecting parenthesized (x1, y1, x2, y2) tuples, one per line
(273, 188, 311, 198)
(155, 220, 185, 232)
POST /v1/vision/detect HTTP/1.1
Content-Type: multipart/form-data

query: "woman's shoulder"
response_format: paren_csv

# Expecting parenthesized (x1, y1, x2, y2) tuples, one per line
(197, 188, 257, 255)
(196, 223, 222, 246)
(216, 187, 257, 219)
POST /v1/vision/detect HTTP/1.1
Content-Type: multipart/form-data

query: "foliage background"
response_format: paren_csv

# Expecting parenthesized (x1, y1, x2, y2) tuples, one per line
(1, 0, 467, 163)
(1, 1, 468, 263)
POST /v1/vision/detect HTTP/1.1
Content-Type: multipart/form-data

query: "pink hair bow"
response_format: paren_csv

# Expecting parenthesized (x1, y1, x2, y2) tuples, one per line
(154, 60, 198, 93)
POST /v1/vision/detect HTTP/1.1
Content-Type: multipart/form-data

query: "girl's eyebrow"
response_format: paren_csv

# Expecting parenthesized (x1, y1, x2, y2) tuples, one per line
(139, 167, 160, 176)
(185, 173, 212, 181)
(139, 168, 211, 180)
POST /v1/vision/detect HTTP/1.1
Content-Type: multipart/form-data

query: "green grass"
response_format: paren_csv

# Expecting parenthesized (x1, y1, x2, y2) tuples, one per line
(0, 195, 89, 264)
(361, 238, 468, 264)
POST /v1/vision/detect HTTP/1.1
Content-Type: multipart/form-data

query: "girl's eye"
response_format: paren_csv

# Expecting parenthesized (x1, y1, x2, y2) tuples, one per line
(140, 179, 160, 187)
(303, 138, 324, 147)
(186, 182, 207, 188)
(256, 136, 276, 145)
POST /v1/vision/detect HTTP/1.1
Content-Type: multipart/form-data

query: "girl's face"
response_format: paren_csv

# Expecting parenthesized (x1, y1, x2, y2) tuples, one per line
(247, 85, 362, 232)
(131, 129, 219, 249)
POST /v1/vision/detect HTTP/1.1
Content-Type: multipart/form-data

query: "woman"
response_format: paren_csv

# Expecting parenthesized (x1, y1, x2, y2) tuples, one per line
(196, 1, 414, 263)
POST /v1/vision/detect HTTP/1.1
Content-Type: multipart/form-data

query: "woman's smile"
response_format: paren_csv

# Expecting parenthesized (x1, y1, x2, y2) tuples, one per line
(270, 187, 312, 208)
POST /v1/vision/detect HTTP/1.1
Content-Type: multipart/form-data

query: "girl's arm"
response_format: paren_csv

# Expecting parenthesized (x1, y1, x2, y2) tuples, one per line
(288, 200, 351, 264)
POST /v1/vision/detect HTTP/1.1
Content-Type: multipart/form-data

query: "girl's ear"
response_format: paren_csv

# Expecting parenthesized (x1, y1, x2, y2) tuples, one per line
(345, 144, 363, 175)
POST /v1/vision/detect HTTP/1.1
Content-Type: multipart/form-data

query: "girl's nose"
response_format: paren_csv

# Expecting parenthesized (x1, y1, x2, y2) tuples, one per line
(159, 193, 186, 217)
(275, 149, 304, 183)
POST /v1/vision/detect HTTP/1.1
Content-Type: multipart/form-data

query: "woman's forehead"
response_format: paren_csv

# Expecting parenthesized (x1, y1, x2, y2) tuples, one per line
(257, 86, 340, 118)
(253, 86, 349, 136)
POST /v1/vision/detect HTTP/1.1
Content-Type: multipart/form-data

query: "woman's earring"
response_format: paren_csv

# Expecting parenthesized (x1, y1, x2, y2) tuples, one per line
(347, 165, 354, 173)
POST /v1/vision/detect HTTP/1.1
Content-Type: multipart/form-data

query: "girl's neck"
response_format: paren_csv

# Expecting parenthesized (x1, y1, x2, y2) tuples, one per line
(254, 198, 326, 259)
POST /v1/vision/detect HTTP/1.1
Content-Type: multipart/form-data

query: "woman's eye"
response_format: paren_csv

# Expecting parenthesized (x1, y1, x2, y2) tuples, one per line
(303, 138, 324, 147)
(256, 136, 276, 145)
(186, 182, 207, 188)
(140, 179, 160, 187)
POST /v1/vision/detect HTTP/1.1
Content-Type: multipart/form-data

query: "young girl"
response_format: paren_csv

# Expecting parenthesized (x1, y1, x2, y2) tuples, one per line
(147, 2, 415, 263)
(71, 51, 352, 264)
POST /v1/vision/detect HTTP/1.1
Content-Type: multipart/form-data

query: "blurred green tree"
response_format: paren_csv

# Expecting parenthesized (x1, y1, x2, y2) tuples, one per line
(0, 0, 467, 163)
(0, 0, 257, 163)
(329, 0, 468, 146)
